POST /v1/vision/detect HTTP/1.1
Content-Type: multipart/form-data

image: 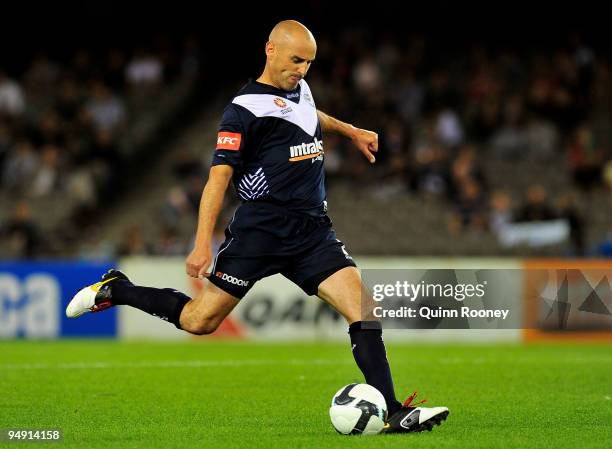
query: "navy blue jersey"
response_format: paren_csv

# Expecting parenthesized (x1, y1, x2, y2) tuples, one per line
(212, 79, 326, 216)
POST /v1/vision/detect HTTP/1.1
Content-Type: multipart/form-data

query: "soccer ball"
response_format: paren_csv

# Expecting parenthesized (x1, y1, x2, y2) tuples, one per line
(329, 383, 387, 435)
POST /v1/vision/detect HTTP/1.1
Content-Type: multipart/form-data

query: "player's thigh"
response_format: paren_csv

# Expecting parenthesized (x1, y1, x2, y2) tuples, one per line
(317, 266, 367, 324)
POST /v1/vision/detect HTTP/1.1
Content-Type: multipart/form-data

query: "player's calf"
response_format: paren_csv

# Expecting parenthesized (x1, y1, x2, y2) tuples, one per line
(178, 283, 240, 335)
(179, 315, 222, 335)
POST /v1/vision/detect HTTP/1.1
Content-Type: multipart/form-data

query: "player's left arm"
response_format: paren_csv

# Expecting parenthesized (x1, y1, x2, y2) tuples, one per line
(317, 110, 378, 163)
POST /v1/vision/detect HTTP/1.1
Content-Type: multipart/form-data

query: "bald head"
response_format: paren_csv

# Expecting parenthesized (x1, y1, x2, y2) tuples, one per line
(258, 20, 317, 91)
(269, 20, 316, 49)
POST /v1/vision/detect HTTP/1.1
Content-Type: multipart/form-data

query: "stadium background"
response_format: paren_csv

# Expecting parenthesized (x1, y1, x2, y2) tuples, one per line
(1, 2, 611, 448)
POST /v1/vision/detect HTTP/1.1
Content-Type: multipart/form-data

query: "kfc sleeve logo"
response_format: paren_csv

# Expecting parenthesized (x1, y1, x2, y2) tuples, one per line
(216, 132, 242, 151)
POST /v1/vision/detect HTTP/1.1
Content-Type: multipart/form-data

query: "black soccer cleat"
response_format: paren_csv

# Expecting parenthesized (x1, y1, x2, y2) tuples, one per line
(383, 391, 449, 433)
(65, 269, 131, 318)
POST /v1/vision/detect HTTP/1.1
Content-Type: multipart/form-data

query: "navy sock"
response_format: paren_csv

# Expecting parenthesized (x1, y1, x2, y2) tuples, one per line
(349, 321, 403, 417)
(110, 281, 190, 329)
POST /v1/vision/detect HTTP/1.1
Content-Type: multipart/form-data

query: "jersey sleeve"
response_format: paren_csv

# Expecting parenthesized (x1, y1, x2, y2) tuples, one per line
(211, 104, 246, 168)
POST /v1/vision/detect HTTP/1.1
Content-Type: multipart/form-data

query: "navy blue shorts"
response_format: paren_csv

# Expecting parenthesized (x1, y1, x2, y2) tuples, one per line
(207, 202, 356, 299)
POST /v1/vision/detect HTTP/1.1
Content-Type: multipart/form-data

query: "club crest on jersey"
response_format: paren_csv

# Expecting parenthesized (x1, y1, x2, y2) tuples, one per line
(273, 97, 293, 115)
(274, 97, 287, 108)
(289, 137, 324, 162)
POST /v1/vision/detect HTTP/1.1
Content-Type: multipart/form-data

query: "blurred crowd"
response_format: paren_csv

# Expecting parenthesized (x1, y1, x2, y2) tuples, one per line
(104, 32, 612, 259)
(3, 29, 612, 259)
(0, 37, 201, 258)
(307, 31, 612, 255)
(309, 32, 611, 181)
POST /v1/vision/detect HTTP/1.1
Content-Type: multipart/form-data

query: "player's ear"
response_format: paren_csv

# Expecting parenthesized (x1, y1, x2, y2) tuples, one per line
(265, 41, 275, 58)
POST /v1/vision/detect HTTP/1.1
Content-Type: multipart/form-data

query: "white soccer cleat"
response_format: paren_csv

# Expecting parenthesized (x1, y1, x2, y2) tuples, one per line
(65, 269, 128, 318)
(383, 391, 449, 433)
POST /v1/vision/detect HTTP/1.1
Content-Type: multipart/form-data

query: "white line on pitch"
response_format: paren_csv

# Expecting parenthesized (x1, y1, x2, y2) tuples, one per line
(0, 359, 354, 371)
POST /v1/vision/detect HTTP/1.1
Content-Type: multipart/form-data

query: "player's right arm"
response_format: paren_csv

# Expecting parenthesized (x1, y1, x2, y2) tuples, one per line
(186, 164, 233, 279)
(186, 103, 246, 279)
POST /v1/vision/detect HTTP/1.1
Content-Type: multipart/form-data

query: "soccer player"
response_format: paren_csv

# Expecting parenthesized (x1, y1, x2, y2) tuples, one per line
(67, 20, 449, 433)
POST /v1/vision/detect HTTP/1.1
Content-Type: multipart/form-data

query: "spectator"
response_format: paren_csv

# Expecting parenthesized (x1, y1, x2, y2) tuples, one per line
(31, 145, 62, 197)
(85, 81, 126, 133)
(153, 227, 186, 256)
(467, 96, 501, 142)
(395, 69, 424, 123)
(413, 144, 450, 197)
(56, 78, 83, 123)
(423, 68, 457, 114)
(352, 53, 382, 92)
(35, 110, 63, 147)
(490, 95, 527, 158)
(2, 140, 39, 193)
(24, 54, 60, 102)
(0, 201, 40, 258)
(524, 116, 559, 160)
(126, 49, 164, 89)
(449, 144, 485, 201)
(77, 225, 115, 261)
(515, 185, 556, 222)
(567, 123, 604, 190)
(66, 165, 97, 207)
(435, 108, 464, 150)
(0, 71, 25, 116)
(489, 190, 513, 234)
(382, 119, 409, 174)
(160, 186, 191, 229)
(90, 129, 121, 177)
(448, 180, 487, 234)
(117, 225, 153, 256)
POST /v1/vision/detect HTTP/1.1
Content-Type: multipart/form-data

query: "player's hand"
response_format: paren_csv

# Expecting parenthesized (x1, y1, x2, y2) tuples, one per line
(186, 245, 212, 279)
(350, 127, 378, 163)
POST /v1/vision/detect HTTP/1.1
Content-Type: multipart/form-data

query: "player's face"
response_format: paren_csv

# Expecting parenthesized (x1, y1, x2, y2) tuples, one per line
(272, 42, 316, 91)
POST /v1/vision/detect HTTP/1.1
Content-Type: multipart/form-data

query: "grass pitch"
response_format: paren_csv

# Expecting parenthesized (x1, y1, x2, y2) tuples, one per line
(0, 341, 610, 448)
